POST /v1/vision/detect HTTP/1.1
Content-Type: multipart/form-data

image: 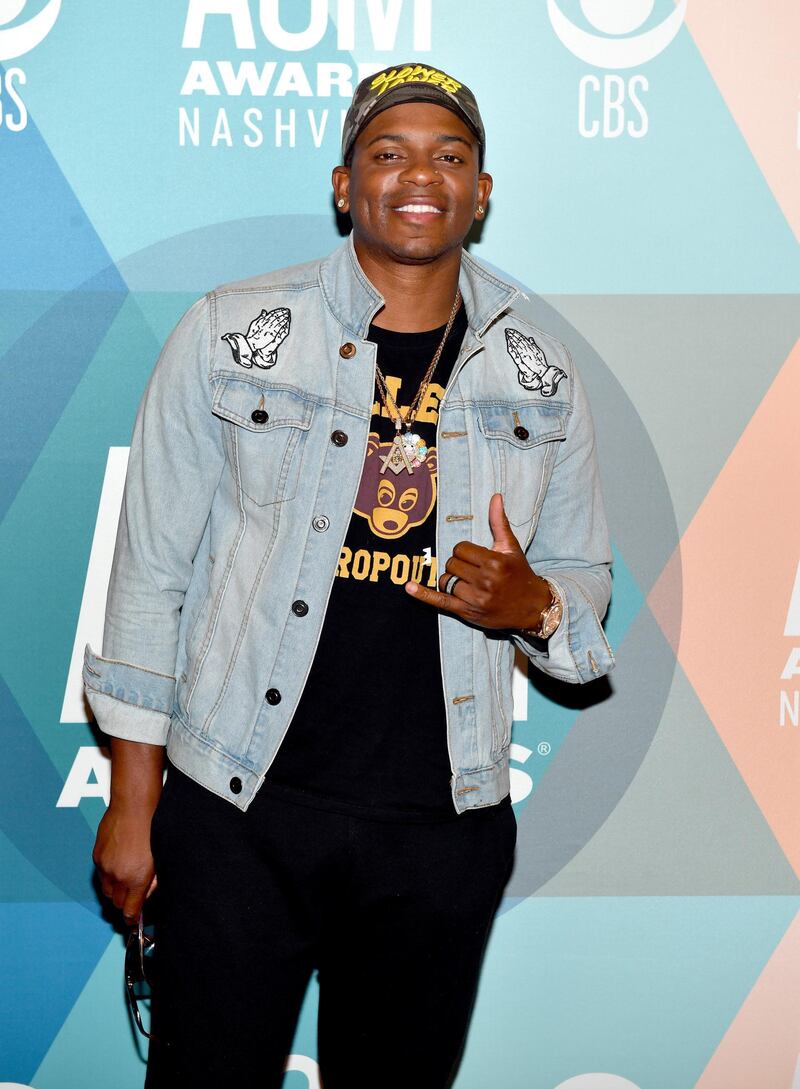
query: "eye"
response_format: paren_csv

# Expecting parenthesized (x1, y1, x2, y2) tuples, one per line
(399, 488, 418, 512)
(438, 153, 464, 164)
(375, 151, 403, 161)
(378, 480, 395, 506)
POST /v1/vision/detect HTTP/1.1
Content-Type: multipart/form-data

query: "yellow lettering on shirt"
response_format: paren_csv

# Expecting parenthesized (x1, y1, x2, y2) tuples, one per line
(416, 384, 444, 423)
(336, 547, 437, 587)
(371, 376, 445, 423)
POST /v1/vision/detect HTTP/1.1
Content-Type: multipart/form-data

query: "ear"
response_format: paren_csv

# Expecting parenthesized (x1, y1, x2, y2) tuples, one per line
(366, 431, 381, 456)
(332, 165, 350, 213)
(425, 448, 438, 475)
(476, 171, 493, 218)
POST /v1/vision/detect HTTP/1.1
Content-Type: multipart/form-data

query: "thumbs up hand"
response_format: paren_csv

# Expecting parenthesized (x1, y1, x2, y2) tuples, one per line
(488, 490, 522, 555)
(406, 494, 553, 632)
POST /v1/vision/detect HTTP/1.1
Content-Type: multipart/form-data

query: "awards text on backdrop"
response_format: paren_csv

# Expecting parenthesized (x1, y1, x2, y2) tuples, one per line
(178, 0, 433, 150)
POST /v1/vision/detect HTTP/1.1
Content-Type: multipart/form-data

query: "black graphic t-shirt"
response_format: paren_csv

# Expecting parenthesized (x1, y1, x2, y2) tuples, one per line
(265, 305, 470, 821)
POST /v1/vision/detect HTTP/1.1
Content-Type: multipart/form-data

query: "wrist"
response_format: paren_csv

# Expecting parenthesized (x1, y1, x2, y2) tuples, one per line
(109, 738, 165, 810)
(108, 791, 162, 815)
(518, 576, 552, 629)
(519, 577, 563, 640)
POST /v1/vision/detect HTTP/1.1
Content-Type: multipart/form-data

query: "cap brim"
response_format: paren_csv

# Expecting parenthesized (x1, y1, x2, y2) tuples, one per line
(344, 86, 483, 162)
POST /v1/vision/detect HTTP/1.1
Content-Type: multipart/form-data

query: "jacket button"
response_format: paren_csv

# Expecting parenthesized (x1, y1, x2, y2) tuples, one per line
(514, 425, 530, 441)
(230, 777, 242, 794)
(292, 600, 309, 616)
(339, 342, 356, 359)
(251, 409, 268, 424)
(331, 430, 348, 447)
(265, 688, 282, 705)
(312, 515, 330, 532)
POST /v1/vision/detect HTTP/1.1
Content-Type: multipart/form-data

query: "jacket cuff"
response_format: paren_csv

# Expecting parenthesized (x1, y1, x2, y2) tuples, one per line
(84, 691, 171, 745)
(83, 645, 175, 744)
(513, 575, 614, 684)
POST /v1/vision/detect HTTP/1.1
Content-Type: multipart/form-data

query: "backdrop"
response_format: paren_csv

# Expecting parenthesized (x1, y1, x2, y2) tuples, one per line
(1, 3, 799, 1088)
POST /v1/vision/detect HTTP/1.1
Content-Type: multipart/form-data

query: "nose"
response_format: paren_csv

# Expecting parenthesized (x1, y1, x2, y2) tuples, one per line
(398, 154, 442, 187)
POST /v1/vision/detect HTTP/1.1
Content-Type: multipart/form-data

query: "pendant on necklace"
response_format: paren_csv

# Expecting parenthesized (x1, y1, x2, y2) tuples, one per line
(380, 432, 417, 475)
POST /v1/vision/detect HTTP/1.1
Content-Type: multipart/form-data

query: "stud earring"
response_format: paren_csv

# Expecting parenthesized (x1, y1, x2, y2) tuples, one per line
(337, 198, 346, 209)
(477, 205, 485, 215)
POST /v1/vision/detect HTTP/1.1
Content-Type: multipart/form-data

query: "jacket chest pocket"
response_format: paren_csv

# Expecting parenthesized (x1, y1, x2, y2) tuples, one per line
(212, 379, 314, 506)
(477, 403, 568, 540)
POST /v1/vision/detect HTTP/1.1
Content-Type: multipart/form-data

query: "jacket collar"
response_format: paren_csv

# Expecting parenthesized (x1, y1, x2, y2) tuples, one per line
(319, 233, 519, 340)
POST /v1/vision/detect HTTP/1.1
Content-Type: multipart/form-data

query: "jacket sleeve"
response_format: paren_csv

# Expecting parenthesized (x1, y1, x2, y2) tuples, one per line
(83, 295, 225, 743)
(511, 365, 615, 684)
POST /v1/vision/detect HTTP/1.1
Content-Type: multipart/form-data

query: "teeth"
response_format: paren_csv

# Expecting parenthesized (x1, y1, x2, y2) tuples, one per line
(395, 204, 443, 213)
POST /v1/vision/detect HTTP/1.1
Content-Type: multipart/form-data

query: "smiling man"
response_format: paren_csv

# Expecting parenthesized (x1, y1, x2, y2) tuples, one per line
(86, 63, 614, 1089)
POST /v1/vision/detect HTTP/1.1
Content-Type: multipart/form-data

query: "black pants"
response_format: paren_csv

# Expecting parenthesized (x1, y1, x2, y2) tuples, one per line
(146, 767, 516, 1089)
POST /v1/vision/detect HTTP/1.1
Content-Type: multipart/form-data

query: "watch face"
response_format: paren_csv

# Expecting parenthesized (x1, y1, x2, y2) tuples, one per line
(540, 601, 563, 638)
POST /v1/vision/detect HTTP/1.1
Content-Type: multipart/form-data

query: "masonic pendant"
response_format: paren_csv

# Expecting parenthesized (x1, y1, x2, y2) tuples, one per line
(379, 420, 430, 476)
(380, 431, 417, 475)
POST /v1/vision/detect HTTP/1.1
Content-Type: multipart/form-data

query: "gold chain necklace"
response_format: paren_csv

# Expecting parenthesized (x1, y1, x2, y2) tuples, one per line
(374, 289, 462, 476)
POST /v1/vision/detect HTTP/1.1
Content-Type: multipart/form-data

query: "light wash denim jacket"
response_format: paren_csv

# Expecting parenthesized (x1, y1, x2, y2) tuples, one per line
(83, 235, 614, 814)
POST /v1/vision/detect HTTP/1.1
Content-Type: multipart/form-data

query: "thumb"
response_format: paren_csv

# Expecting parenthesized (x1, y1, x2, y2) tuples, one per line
(489, 493, 520, 553)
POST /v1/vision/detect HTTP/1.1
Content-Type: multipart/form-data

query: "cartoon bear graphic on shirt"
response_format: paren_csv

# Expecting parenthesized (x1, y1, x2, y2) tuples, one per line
(354, 433, 437, 539)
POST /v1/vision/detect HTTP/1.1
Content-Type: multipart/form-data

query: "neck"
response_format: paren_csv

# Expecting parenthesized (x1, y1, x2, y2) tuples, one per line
(354, 239, 463, 332)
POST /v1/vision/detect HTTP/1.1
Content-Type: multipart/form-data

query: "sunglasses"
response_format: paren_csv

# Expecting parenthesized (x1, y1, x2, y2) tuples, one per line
(125, 915, 157, 1041)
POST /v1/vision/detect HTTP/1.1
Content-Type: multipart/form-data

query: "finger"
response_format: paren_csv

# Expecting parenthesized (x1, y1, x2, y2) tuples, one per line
(439, 571, 461, 595)
(452, 540, 496, 565)
(439, 563, 491, 601)
(405, 580, 472, 617)
(112, 882, 128, 912)
(441, 555, 486, 588)
(437, 574, 490, 610)
(122, 887, 147, 924)
(145, 874, 158, 898)
(489, 493, 521, 554)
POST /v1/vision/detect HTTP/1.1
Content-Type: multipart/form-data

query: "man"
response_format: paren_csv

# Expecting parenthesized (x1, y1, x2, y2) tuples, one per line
(86, 62, 614, 1089)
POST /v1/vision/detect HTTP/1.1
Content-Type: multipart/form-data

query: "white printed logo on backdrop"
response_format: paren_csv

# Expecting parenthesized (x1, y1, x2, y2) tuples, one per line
(0, 0, 61, 131)
(284, 1056, 320, 1089)
(61, 447, 129, 727)
(178, 0, 432, 151)
(547, 0, 688, 139)
(779, 559, 800, 728)
(553, 1076, 643, 1089)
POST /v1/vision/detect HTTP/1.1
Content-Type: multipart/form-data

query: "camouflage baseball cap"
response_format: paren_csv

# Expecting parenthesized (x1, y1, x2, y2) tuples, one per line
(341, 62, 485, 167)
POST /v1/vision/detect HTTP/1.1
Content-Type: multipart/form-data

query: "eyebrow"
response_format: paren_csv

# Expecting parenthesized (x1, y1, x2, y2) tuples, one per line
(365, 133, 474, 150)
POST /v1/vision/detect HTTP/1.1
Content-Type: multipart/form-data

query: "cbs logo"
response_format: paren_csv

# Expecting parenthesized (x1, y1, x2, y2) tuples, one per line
(0, 0, 61, 61)
(548, 0, 688, 68)
(548, 1, 689, 139)
(0, 0, 62, 133)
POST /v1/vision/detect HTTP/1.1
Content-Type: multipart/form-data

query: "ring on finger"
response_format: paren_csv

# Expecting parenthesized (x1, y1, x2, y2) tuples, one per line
(443, 574, 461, 595)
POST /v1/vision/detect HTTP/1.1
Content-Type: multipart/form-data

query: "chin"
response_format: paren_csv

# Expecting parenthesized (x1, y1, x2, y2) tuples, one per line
(387, 235, 458, 264)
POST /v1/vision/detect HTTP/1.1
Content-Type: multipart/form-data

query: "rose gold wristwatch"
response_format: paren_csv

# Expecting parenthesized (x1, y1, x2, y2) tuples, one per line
(520, 579, 563, 641)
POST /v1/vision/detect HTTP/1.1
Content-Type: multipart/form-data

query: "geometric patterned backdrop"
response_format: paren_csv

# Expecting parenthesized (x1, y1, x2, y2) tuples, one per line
(1, 2, 798, 1086)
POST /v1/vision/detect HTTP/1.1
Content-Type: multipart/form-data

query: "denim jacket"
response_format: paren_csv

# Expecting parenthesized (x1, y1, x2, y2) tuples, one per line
(83, 235, 614, 814)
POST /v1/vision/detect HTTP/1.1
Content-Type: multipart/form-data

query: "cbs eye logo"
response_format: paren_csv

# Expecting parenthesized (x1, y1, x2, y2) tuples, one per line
(548, 0, 688, 68)
(0, 0, 61, 134)
(0, 0, 61, 61)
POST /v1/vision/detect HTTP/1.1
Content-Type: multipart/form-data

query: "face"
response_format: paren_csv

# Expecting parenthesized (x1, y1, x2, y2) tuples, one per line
(332, 101, 492, 267)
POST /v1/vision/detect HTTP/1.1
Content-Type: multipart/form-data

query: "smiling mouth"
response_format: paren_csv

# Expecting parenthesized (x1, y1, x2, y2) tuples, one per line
(393, 204, 445, 214)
